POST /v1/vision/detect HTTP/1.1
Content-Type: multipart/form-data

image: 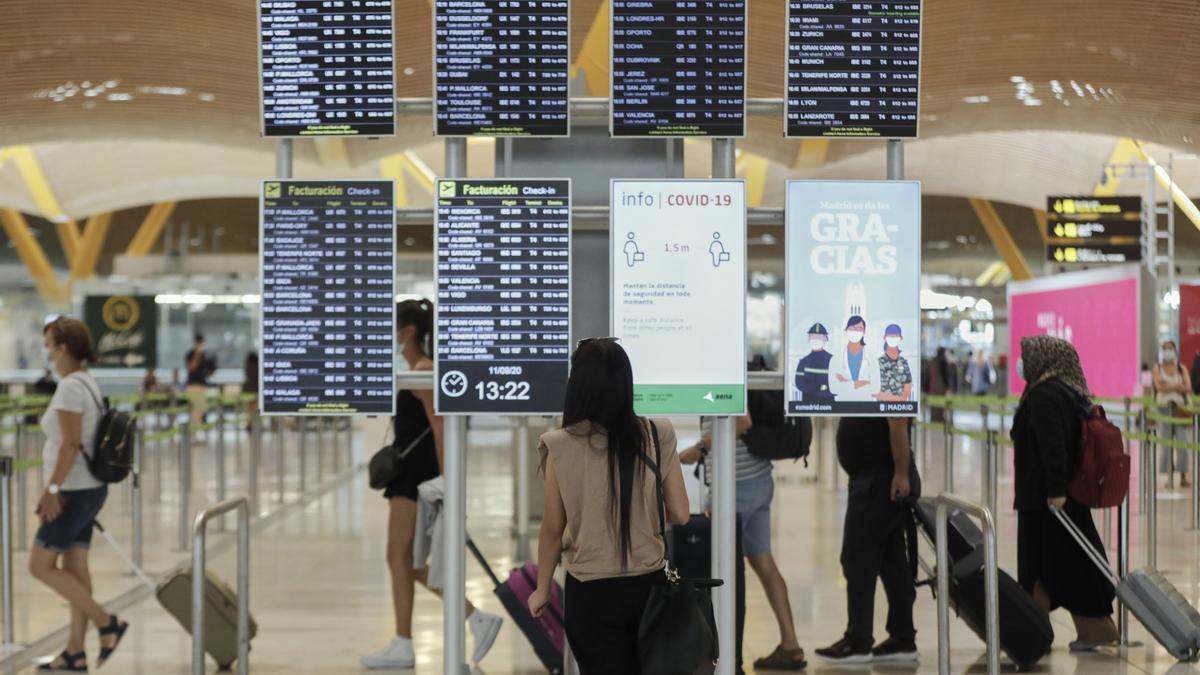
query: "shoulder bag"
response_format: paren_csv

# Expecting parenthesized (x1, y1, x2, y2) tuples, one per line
(638, 420, 723, 675)
(368, 422, 432, 490)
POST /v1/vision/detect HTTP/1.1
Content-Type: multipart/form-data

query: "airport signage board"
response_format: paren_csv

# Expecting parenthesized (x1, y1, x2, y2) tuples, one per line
(784, 180, 921, 416)
(610, 180, 746, 415)
(258, 0, 396, 137)
(1046, 243, 1142, 264)
(435, 179, 572, 415)
(610, 0, 747, 137)
(1046, 196, 1143, 239)
(84, 295, 157, 369)
(1180, 284, 1200, 374)
(786, 0, 922, 138)
(1008, 265, 1141, 399)
(434, 0, 570, 137)
(259, 180, 395, 415)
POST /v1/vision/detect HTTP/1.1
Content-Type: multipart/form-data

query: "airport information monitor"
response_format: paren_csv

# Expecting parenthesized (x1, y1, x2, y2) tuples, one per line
(786, 0, 922, 138)
(435, 179, 572, 415)
(434, 0, 570, 136)
(610, 0, 747, 137)
(258, 0, 396, 137)
(260, 180, 396, 415)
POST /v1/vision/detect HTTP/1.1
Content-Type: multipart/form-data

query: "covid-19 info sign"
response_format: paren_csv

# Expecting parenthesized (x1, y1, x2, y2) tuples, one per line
(785, 181, 921, 417)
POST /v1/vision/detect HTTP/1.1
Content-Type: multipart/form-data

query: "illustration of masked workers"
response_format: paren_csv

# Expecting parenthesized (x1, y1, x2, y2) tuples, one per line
(795, 323, 835, 402)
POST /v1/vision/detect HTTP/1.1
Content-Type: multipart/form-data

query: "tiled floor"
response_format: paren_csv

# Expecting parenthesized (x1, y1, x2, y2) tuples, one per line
(4, 413, 1200, 674)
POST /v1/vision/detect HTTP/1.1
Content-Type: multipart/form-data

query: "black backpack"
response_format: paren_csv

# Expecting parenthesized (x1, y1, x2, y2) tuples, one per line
(742, 356, 812, 463)
(72, 375, 136, 484)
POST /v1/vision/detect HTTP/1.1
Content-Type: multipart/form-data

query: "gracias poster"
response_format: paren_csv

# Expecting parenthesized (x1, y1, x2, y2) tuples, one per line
(785, 181, 921, 416)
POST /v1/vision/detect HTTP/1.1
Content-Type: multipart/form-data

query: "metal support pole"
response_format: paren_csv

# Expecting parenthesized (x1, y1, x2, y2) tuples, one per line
(712, 417, 737, 675)
(515, 417, 531, 561)
(985, 430, 999, 519)
(980, 405, 991, 511)
(275, 138, 294, 179)
(216, 405, 227, 531)
(1, 457, 13, 648)
(192, 498, 250, 675)
(14, 423, 25, 552)
(935, 494, 999, 675)
(178, 422, 192, 551)
(1193, 414, 1200, 530)
(1139, 407, 1149, 511)
(276, 419, 286, 502)
(317, 417, 326, 485)
(887, 139, 905, 180)
(299, 419, 308, 495)
(132, 422, 144, 569)
(942, 415, 954, 493)
(1148, 435, 1158, 569)
(250, 413, 262, 517)
(443, 416, 468, 675)
(1118, 496, 1130, 645)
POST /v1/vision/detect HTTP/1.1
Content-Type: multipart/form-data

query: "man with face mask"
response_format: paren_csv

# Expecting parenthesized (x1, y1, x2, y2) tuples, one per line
(875, 325, 913, 402)
(795, 323, 834, 403)
(1153, 340, 1192, 487)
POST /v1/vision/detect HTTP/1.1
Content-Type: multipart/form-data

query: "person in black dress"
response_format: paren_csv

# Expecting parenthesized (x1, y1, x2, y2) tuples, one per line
(360, 299, 502, 670)
(1012, 335, 1117, 650)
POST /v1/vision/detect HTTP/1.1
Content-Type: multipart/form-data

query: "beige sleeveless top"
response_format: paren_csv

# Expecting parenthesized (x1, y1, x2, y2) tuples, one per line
(539, 419, 680, 582)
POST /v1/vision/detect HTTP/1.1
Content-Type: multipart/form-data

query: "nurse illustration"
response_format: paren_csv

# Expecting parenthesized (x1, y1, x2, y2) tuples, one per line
(829, 315, 880, 402)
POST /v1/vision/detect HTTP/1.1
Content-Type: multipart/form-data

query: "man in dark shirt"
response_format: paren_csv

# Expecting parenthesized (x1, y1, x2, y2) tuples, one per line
(184, 333, 216, 425)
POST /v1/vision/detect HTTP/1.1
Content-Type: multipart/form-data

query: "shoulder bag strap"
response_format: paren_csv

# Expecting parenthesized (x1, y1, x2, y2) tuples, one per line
(648, 420, 674, 571)
(61, 372, 104, 463)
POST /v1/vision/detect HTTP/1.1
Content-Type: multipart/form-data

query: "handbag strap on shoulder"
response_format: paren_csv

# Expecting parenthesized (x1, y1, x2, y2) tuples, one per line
(647, 420, 678, 578)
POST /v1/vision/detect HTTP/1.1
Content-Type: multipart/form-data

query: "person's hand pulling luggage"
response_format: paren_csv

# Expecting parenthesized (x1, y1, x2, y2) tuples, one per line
(528, 587, 550, 618)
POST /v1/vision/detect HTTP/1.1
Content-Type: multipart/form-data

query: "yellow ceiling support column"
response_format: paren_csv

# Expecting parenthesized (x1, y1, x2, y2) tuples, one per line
(1032, 209, 1050, 245)
(0, 208, 66, 304)
(1125, 141, 1200, 236)
(0, 145, 81, 266)
(573, 0, 610, 96)
(69, 212, 112, 282)
(968, 197, 1034, 281)
(793, 139, 831, 169)
(735, 152, 770, 207)
(313, 138, 352, 169)
(125, 202, 176, 256)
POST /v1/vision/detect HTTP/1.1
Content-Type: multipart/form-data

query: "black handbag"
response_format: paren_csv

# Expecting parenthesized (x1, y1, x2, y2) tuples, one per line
(638, 421, 723, 675)
(368, 424, 431, 490)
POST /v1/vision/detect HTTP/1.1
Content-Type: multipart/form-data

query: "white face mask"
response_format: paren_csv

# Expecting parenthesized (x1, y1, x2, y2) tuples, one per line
(1163, 349, 1177, 363)
(885, 337, 902, 348)
(846, 330, 864, 344)
(1016, 358, 1024, 380)
(809, 339, 826, 350)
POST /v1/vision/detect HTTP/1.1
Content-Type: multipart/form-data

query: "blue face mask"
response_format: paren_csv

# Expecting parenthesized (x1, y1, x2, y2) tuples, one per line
(1016, 358, 1024, 380)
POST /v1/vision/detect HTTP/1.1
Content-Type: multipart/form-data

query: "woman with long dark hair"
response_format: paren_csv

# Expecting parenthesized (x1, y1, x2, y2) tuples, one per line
(528, 338, 690, 674)
(360, 299, 502, 670)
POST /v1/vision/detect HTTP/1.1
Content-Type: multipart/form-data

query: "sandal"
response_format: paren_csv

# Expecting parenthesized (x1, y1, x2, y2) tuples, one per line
(96, 615, 129, 668)
(38, 650, 88, 672)
(753, 644, 808, 671)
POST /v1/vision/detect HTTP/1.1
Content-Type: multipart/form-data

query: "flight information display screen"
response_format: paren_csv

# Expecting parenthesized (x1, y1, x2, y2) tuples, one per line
(610, 0, 747, 137)
(258, 0, 396, 137)
(434, 0, 570, 136)
(786, 0, 921, 138)
(260, 180, 395, 415)
(435, 179, 571, 415)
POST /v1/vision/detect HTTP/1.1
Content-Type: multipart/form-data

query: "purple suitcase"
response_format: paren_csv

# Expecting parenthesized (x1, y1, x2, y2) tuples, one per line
(467, 538, 565, 674)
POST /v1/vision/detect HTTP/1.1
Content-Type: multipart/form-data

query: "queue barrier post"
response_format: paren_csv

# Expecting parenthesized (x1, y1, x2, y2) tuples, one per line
(942, 408, 954, 494)
(1, 456, 13, 649)
(132, 420, 144, 569)
(1193, 413, 1200, 530)
(1139, 407, 1149, 513)
(317, 417, 326, 485)
(14, 422, 25, 553)
(935, 493, 1000, 675)
(191, 497, 250, 675)
(515, 417, 531, 562)
(979, 404, 992, 515)
(217, 405, 228, 531)
(1118, 486, 1131, 646)
(299, 418, 308, 495)
(276, 419, 286, 503)
(250, 413, 262, 517)
(178, 421, 192, 551)
(1148, 426, 1158, 570)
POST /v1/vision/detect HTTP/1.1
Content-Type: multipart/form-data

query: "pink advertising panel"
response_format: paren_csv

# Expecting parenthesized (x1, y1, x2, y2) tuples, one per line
(1008, 266, 1140, 398)
(1180, 284, 1200, 369)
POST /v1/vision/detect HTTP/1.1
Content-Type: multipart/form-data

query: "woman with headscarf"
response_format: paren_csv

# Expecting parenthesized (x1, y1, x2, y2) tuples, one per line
(1011, 336, 1117, 651)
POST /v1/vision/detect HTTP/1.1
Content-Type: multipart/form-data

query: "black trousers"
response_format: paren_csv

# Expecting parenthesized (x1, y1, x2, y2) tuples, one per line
(564, 570, 664, 675)
(841, 473, 916, 649)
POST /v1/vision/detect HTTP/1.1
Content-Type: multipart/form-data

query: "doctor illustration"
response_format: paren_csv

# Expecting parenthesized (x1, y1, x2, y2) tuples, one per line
(829, 315, 880, 402)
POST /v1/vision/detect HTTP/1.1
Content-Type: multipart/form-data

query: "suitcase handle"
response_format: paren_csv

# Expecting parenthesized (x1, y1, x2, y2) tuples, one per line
(465, 537, 503, 588)
(1049, 507, 1121, 588)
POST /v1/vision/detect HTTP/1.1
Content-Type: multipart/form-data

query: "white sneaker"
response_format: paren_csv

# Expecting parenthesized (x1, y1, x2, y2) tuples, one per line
(469, 611, 503, 664)
(360, 636, 415, 670)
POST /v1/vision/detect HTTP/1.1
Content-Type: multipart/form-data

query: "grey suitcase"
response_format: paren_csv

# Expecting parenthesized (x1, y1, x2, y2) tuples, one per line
(1053, 508, 1200, 661)
(156, 570, 259, 670)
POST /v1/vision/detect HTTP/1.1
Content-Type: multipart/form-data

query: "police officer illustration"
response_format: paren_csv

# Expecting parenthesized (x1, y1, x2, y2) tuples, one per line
(795, 323, 835, 403)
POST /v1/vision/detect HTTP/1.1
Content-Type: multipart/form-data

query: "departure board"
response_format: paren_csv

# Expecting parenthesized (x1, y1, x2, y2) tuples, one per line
(435, 179, 571, 415)
(786, 0, 922, 138)
(258, 0, 396, 137)
(434, 0, 570, 136)
(260, 180, 396, 415)
(610, 0, 747, 137)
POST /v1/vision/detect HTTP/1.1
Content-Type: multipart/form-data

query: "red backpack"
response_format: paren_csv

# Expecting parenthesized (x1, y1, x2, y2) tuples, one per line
(1066, 403, 1131, 508)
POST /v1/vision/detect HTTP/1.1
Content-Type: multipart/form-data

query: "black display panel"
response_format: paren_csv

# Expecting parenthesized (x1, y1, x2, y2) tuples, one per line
(258, 0, 396, 137)
(1046, 196, 1143, 240)
(1047, 243, 1142, 264)
(434, 0, 570, 136)
(260, 181, 395, 415)
(786, 0, 921, 138)
(435, 179, 571, 414)
(610, 0, 746, 137)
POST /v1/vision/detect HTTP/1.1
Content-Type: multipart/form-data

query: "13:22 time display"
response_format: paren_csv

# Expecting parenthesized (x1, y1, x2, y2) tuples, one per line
(475, 381, 532, 401)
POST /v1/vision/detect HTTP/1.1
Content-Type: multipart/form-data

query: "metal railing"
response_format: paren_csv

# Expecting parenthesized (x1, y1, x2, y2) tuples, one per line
(191, 497, 250, 675)
(933, 493, 1000, 675)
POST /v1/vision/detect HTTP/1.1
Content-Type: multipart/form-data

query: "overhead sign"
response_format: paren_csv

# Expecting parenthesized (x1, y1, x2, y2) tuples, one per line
(1046, 196, 1143, 239)
(258, 0, 396, 137)
(84, 295, 157, 369)
(610, 180, 746, 415)
(786, 0, 922, 138)
(610, 0, 747, 137)
(435, 179, 571, 415)
(260, 180, 395, 415)
(1047, 243, 1142, 264)
(434, 0, 570, 136)
(784, 181, 921, 417)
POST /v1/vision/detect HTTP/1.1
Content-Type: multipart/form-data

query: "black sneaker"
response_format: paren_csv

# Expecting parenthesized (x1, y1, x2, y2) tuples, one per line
(871, 636, 918, 663)
(815, 637, 872, 664)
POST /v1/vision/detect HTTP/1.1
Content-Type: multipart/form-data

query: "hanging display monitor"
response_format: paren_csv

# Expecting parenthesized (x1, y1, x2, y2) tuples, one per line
(258, 0, 396, 137)
(1047, 243, 1142, 264)
(610, 180, 747, 415)
(610, 0, 747, 137)
(260, 180, 396, 415)
(435, 179, 572, 415)
(1046, 196, 1143, 239)
(84, 295, 158, 369)
(434, 0, 570, 137)
(786, 0, 922, 138)
(784, 180, 921, 417)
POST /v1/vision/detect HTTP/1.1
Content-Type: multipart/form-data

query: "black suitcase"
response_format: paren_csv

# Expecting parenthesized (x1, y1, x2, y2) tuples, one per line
(913, 499, 1054, 669)
(671, 514, 745, 674)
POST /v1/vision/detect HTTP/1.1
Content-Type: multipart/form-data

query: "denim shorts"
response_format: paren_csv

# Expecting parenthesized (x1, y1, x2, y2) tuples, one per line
(735, 471, 774, 556)
(34, 486, 108, 553)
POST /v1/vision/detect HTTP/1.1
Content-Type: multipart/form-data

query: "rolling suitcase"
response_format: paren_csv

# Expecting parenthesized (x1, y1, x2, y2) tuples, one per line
(1052, 508, 1200, 661)
(912, 500, 1054, 668)
(466, 537, 565, 674)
